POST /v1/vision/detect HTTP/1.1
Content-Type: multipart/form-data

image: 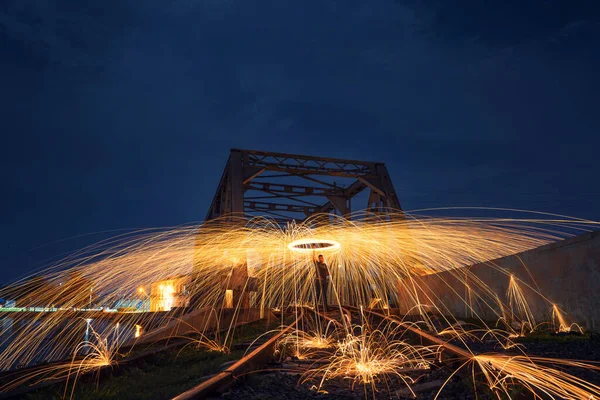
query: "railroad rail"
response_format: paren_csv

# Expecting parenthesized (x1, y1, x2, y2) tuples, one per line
(310, 305, 471, 358)
(173, 311, 303, 400)
(240, 306, 474, 399)
(344, 306, 473, 359)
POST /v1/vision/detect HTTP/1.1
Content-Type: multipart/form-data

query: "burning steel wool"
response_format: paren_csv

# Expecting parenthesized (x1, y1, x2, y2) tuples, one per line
(300, 310, 440, 394)
(1, 210, 599, 398)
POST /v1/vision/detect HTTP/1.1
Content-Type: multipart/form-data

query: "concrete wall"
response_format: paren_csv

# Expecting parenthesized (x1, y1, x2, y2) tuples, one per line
(132, 307, 263, 345)
(401, 231, 600, 330)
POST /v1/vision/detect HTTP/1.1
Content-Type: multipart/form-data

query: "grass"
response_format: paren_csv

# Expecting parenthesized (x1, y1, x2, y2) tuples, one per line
(25, 347, 245, 400)
(515, 331, 590, 344)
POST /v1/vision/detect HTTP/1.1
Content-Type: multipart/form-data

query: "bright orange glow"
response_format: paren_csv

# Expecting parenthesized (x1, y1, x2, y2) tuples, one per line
(161, 285, 174, 311)
(224, 289, 233, 309)
(302, 313, 436, 391)
(287, 238, 341, 254)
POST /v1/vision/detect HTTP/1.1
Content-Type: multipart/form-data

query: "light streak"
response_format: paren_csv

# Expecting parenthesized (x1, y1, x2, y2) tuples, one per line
(0, 323, 117, 398)
(505, 275, 535, 333)
(277, 318, 338, 360)
(552, 304, 584, 334)
(469, 354, 600, 399)
(302, 313, 438, 395)
(0, 210, 597, 397)
(287, 238, 341, 254)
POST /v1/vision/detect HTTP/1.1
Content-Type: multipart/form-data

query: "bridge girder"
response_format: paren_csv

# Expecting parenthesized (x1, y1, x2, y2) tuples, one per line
(205, 149, 403, 223)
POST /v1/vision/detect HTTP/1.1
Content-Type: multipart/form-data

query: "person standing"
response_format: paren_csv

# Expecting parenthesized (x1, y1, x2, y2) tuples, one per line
(313, 253, 330, 312)
(230, 260, 249, 309)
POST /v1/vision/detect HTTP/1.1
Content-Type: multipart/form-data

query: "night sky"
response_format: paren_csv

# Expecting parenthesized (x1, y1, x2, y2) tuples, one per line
(2, 1, 599, 283)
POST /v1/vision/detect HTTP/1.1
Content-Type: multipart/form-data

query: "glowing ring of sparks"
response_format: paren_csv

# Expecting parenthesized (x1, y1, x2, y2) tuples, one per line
(287, 238, 341, 254)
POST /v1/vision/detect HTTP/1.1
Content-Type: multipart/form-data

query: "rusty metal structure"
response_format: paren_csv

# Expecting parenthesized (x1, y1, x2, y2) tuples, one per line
(205, 149, 403, 223)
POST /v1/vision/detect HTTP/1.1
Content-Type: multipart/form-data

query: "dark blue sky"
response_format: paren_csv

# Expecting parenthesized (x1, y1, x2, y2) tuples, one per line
(1, 1, 599, 283)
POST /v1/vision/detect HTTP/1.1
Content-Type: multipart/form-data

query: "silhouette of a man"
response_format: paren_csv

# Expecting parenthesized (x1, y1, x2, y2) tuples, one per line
(313, 253, 330, 312)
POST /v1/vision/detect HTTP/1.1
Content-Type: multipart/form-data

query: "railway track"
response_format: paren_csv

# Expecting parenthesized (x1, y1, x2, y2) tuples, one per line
(212, 306, 476, 399)
(172, 311, 303, 400)
(7, 306, 598, 399)
(0, 313, 301, 400)
(175, 306, 600, 399)
(343, 306, 472, 359)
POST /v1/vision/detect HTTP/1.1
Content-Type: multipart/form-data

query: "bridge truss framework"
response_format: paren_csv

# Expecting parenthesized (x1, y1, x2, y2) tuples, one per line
(205, 149, 404, 223)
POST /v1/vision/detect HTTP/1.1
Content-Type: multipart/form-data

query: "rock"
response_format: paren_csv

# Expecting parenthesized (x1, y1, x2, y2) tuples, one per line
(396, 380, 445, 398)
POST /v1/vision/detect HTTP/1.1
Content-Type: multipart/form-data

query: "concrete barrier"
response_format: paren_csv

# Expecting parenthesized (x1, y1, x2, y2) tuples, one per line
(399, 231, 600, 330)
(133, 307, 263, 345)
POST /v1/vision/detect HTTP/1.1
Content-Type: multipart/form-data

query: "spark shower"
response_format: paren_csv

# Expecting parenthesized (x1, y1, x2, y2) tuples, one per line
(1, 209, 599, 398)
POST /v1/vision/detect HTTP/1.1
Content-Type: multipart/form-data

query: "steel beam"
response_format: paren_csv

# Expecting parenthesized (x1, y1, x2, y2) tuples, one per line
(205, 149, 404, 222)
